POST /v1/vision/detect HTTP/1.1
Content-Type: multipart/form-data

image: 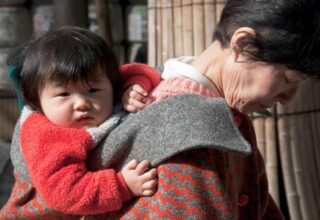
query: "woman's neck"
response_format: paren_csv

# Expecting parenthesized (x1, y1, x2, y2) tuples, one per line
(190, 41, 230, 97)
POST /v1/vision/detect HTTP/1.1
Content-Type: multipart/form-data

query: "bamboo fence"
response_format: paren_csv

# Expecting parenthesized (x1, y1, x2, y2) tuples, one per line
(148, 0, 224, 66)
(277, 79, 320, 220)
(148, 0, 320, 219)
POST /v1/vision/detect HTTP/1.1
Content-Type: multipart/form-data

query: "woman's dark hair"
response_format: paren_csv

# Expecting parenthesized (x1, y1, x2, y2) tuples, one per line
(7, 26, 120, 110)
(213, 0, 320, 78)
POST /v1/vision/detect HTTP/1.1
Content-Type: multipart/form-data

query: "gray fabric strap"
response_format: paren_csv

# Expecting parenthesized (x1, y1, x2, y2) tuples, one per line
(11, 94, 252, 182)
(88, 94, 252, 170)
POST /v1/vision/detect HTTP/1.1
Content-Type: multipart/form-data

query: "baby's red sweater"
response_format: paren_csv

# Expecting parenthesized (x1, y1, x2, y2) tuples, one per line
(19, 63, 161, 215)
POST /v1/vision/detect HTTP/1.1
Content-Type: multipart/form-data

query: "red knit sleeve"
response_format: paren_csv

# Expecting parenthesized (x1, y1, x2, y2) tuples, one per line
(20, 113, 131, 215)
(119, 62, 162, 93)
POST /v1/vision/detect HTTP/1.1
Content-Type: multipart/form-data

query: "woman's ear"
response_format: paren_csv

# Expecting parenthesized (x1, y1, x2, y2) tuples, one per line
(230, 27, 256, 62)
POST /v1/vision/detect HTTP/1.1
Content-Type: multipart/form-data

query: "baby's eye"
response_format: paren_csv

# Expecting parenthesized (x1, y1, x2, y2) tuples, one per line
(89, 88, 101, 93)
(57, 92, 70, 97)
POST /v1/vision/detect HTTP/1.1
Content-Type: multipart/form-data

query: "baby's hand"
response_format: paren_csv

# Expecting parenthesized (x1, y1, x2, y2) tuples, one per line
(122, 84, 151, 112)
(121, 159, 158, 197)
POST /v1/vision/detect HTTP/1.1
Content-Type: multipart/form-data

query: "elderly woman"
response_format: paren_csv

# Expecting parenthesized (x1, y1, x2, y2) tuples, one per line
(110, 0, 319, 219)
(3, 0, 320, 219)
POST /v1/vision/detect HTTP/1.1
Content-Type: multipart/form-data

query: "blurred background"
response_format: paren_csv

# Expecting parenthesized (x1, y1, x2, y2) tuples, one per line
(0, 1, 319, 220)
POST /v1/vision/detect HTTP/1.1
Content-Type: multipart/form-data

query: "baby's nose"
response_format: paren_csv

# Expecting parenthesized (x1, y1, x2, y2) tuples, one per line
(74, 97, 91, 111)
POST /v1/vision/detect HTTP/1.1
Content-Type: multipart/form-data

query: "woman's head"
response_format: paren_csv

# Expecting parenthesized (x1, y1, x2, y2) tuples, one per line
(213, 0, 320, 78)
(200, 0, 320, 114)
(10, 26, 120, 110)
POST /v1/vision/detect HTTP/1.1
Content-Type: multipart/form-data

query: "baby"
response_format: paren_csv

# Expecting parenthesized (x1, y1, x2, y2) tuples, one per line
(0, 26, 161, 219)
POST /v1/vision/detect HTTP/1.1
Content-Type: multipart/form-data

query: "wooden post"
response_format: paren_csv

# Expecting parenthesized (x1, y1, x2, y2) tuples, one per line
(0, 7, 32, 48)
(192, 0, 205, 56)
(253, 117, 266, 158)
(215, 0, 225, 23)
(182, 0, 193, 55)
(93, 0, 113, 46)
(278, 114, 303, 220)
(148, 0, 157, 66)
(0, 0, 25, 6)
(204, 0, 215, 47)
(156, 0, 162, 65)
(54, 0, 88, 28)
(265, 117, 280, 205)
(161, 0, 174, 61)
(173, 0, 183, 57)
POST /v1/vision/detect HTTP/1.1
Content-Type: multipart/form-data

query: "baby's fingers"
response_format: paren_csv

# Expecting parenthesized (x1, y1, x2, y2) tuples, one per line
(135, 160, 152, 175)
(142, 189, 157, 196)
(122, 102, 140, 113)
(122, 159, 138, 171)
(143, 179, 158, 190)
(131, 84, 147, 96)
(140, 168, 158, 181)
(128, 96, 147, 109)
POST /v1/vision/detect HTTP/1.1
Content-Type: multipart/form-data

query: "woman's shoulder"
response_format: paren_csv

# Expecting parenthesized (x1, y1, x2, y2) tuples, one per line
(150, 77, 218, 103)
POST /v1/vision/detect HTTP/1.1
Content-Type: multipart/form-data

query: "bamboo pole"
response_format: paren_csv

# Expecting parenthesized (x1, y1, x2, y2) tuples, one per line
(291, 114, 315, 220)
(161, 0, 174, 62)
(314, 79, 320, 216)
(314, 112, 320, 216)
(148, 0, 157, 66)
(278, 114, 303, 220)
(277, 103, 288, 116)
(204, 0, 216, 47)
(310, 80, 320, 195)
(192, 0, 205, 56)
(161, 0, 167, 62)
(173, 0, 183, 57)
(182, 0, 193, 55)
(311, 112, 320, 185)
(252, 117, 266, 159)
(265, 117, 280, 205)
(301, 80, 320, 218)
(156, 0, 163, 65)
(297, 80, 309, 112)
(277, 79, 320, 219)
(290, 80, 319, 220)
(302, 114, 319, 219)
(306, 82, 320, 218)
(215, 0, 225, 23)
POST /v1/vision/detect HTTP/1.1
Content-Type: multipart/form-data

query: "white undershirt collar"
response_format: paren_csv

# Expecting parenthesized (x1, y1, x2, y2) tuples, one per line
(162, 56, 218, 92)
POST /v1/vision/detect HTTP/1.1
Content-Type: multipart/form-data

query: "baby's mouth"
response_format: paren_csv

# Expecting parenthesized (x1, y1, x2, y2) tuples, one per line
(77, 114, 93, 122)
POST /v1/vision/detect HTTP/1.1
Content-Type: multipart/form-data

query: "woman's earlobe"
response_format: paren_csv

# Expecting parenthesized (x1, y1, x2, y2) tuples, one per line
(232, 44, 242, 62)
(233, 45, 241, 53)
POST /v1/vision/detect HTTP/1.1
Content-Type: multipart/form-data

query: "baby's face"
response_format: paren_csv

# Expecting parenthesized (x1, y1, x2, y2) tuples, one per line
(39, 75, 113, 129)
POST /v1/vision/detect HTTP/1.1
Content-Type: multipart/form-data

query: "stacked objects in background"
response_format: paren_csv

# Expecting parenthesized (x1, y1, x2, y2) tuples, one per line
(148, 1, 320, 220)
(127, 1, 148, 63)
(0, 0, 32, 208)
(0, 0, 32, 153)
(89, 0, 148, 64)
(89, 0, 125, 63)
(31, 0, 54, 38)
(0, 1, 32, 94)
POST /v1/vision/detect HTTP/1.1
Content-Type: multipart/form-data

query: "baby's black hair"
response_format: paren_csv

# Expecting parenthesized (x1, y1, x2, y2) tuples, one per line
(8, 26, 120, 110)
